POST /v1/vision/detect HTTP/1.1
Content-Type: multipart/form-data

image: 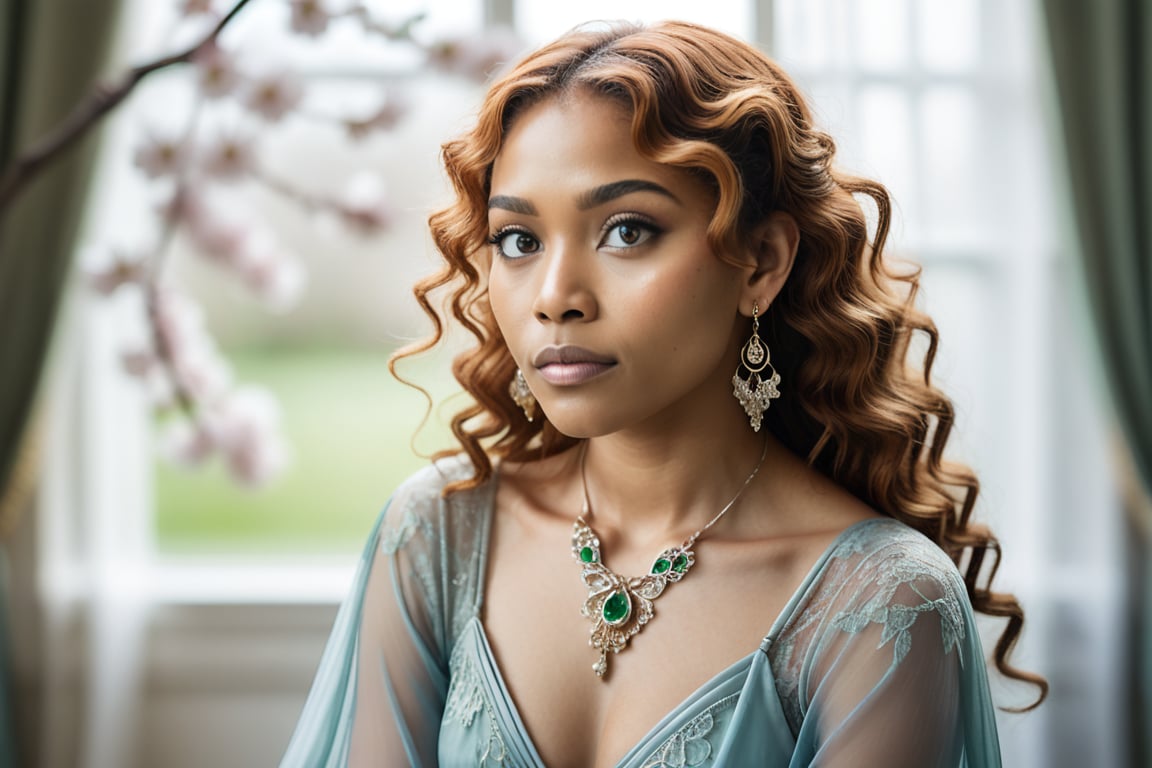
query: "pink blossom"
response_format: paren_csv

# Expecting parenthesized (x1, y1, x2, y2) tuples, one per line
(120, 347, 179, 409)
(244, 71, 305, 123)
(426, 27, 525, 83)
(239, 250, 306, 310)
(88, 257, 146, 295)
(179, 0, 216, 17)
(121, 349, 156, 378)
(153, 288, 206, 353)
(339, 201, 392, 234)
(157, 187, 208, 228)
(193, 41, 241, 99)
(176, 349, 233, 401)
(133, 135, 187, 179)
(152, 288, 231, 402)
(345, 93, 408, 140)
(202, 135, 256, 181)
(191, 218, 250, 266)
(160, 419, 216, 467)
(173, 195, 256, 267)
(337, 173, 393, 234)
(211, 387, 288, 487)
(223, 426, 288, 488)
(289, 0, 332, 37)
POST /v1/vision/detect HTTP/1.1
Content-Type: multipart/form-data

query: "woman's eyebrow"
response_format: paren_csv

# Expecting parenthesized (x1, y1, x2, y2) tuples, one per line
(488, 195, 537, 214)
(577, 179, 681, 209)
(487, 179, 681, 215)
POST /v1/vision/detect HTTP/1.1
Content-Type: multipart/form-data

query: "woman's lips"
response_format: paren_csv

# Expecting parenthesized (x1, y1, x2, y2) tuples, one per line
(536, 361, 615, 385)
(532, 345, 616, 386)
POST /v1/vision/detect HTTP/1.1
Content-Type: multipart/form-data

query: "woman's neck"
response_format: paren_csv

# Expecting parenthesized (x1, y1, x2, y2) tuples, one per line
(579, 423, 778, 548)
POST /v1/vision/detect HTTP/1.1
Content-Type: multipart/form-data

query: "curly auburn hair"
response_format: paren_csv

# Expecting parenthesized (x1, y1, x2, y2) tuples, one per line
(392, 20, 1046, 708)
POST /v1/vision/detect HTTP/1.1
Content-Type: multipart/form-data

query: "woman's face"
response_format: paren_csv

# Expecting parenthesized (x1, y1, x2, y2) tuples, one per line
(487, 92, 751, 438)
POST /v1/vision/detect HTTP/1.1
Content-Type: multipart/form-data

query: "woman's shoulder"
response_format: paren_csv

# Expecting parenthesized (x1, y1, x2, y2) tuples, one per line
(812, 516, 971, 654)
(824, 516, 967, 597)
(833, 516, 956, 564)
(379, 453, 496, 556)
(391, 452, 485, 500)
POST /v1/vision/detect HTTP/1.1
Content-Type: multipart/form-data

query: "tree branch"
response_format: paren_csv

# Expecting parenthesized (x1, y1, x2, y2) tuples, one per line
(0, 0, 254, 216)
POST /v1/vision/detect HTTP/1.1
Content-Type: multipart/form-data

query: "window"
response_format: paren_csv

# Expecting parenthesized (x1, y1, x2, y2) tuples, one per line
(773, 1, 1124, 763)
(114, 1, 490, 557)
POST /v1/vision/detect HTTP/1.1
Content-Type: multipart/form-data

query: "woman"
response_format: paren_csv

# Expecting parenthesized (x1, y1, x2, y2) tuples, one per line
(283, 20, 1045, 767)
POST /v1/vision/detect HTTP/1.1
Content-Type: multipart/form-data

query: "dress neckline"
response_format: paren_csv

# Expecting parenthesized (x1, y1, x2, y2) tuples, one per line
(468, 464, 893, 766)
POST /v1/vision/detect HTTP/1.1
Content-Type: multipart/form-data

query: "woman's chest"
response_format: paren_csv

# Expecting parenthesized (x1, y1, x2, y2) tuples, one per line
(439, 616, 781, 768)
(477, 524, 821, 767)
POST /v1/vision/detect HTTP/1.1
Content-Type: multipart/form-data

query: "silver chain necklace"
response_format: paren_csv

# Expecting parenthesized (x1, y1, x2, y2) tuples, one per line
(571, 440, 769, 679)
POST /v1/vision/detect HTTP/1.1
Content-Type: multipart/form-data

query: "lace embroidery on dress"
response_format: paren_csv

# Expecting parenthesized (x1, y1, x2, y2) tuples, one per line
(445, 641, 509, 766)
(766, 520, 967, 737)
(830, 555, 965, 665)
(379, 497, 432, 555)
(640, 693, 740, 768)
(377, 458, 492, 659)
(450, 546, 483, 641)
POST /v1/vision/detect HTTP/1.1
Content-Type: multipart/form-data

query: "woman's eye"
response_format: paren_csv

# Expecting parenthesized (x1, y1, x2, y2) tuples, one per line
(601, 221, 655, 249)
(492, 230, 541, 259)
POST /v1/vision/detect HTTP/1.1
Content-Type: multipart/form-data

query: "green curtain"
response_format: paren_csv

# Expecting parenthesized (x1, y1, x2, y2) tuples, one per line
(1040, 1, 1152, 765)
(0, 0, 124, 764)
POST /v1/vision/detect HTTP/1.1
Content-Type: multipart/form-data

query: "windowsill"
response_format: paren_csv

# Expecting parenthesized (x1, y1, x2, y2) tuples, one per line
(145, 560, 357, 605)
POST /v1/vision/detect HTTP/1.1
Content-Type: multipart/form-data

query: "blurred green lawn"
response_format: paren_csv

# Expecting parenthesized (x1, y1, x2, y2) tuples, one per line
(155, 345, 460, 555)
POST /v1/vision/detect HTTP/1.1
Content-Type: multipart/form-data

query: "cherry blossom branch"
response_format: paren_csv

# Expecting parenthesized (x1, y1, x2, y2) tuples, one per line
(145, 282, 199, 419)
(0, 0, 254, 216)
(72, 1, 523, 487)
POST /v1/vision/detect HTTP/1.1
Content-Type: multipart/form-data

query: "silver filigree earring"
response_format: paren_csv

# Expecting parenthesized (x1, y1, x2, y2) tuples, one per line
(731, 303, 781, 432)
(509, 368, 537, 421)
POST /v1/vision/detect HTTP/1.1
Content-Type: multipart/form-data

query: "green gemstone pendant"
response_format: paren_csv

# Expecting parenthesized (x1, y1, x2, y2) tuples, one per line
(602, 591, 631, 625)
(572, 437, 769, 679)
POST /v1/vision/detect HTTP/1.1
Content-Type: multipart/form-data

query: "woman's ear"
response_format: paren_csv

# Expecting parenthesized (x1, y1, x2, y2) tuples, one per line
(739, 211, 798, 314)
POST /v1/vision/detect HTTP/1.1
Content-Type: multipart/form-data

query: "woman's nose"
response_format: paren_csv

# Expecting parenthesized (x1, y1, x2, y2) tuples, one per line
(531, 242, 598, 323)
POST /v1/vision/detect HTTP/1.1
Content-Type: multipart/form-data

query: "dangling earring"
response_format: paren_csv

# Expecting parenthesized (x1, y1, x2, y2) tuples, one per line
(509, 368, 538, 422)
(731, 302, 781, 432)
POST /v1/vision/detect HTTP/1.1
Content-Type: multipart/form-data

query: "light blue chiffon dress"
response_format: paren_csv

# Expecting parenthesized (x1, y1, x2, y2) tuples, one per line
(282, 456, 1002, 767)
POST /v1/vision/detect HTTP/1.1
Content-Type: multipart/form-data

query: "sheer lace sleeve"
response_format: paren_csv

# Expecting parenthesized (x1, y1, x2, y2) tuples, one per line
(280, 458, 491, 768)
(782, 520, 1001, 767)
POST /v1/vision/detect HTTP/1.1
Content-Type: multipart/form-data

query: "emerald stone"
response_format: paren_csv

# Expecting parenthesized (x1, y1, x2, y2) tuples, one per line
(602, 591, 631, 625)
(672, 554, 689, 573)
(652, 558, 671, 574)
(579, 546, 597, 563)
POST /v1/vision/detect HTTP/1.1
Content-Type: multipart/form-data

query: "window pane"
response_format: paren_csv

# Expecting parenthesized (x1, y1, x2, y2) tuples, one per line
(155, 346, 457, 554)
(149, 72, 477, 552)
(920, 87, 981, 246)
(857, 85, 918, 239)
(112, 0, 491, 553)
(855, 0, 910, 71)
(773, 0, 842, 69)
(917, 262, 993, 462)
(916, 0, 979, 72)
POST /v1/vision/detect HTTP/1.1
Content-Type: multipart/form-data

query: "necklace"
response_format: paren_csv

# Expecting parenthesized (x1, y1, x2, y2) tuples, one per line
(571, 440, 769, 679)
